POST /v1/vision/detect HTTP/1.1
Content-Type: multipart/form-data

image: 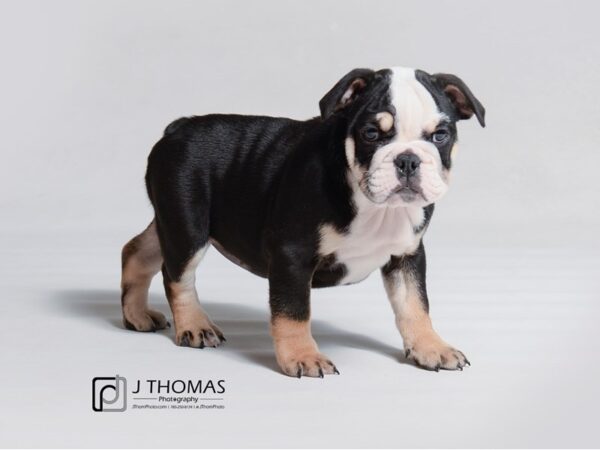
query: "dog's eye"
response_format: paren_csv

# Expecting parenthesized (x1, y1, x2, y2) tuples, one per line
(431, 129, 449, 144)
(361, 126, 380, 142)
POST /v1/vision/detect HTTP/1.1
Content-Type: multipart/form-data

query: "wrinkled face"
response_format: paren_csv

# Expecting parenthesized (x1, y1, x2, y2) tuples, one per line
(326, 67, 485, 208)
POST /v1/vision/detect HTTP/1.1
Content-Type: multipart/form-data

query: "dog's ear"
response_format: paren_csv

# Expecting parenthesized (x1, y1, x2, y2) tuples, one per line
(432, 73, 486, 127)
(319, 68, 374, 119)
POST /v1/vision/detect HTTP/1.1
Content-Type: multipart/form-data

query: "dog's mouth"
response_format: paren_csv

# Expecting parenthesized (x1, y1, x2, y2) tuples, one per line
(393, 185, 425, 202)
(365, 185, 427, 205)
(360, 172, 429, 205)
(394, 185, 420, 194)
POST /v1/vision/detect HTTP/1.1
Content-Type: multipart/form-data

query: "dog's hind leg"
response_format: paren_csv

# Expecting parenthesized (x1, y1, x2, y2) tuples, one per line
(160, 244, 225, 349)
(120, 220, 169, 331)
(155, 208, 225, 349)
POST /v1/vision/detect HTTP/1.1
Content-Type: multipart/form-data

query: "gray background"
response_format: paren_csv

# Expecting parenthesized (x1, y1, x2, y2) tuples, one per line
(1, 0, 599, 448)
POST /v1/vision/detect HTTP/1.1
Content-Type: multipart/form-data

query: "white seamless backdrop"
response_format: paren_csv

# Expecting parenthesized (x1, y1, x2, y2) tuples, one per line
(1, 0, 599, 448)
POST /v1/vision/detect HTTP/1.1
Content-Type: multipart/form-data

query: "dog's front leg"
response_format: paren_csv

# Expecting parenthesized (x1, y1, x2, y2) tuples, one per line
(381, 242, 469, 371)
(268, 247, 339, 378)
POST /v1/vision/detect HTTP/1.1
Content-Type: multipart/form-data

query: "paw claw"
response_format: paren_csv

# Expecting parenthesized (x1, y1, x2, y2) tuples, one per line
(278, 352, 337, 378)
(179, 330, 193, 347)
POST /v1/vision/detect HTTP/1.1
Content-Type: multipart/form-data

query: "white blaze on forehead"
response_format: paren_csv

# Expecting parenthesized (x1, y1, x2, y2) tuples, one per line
(389, 67, 446, 139)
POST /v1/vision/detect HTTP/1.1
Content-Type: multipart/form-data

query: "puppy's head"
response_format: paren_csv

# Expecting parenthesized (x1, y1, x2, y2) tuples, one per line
(320, 67, 485, 207)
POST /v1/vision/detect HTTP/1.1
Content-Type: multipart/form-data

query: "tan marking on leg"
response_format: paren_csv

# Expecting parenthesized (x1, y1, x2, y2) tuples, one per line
(383, 270, 468, 370)
(271, 317, 338, 378)
(376, 111, 394, 132)
(121, 221, 168, 331)
(165, 246, 224, 348)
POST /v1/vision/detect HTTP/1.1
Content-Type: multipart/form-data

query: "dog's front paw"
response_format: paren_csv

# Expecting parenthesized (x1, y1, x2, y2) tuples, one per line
(405, 334, 469, 371)
(277, 350, 340, 378)
(175, 312, 225, 349)
(123, 308, 170, 332)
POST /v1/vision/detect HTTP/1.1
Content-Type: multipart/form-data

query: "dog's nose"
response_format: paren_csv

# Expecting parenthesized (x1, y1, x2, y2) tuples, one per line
(394, 153, 421, 177)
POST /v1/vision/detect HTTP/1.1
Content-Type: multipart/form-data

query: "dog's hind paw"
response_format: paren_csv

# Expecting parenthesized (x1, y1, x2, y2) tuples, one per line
(175, 313, 225, 348)
(123, 308, 170, 332)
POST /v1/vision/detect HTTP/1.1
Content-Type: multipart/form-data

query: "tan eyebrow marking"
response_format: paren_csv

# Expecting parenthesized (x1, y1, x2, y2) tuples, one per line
(376, 112, 394, 133)
(423, 113, 450, 134)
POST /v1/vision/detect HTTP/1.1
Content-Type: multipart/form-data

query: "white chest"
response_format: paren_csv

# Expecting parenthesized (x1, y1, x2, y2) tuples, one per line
(319, 205, 424, 285)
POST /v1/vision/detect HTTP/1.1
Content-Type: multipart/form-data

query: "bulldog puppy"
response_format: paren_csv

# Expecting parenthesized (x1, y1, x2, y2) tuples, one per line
(120, 67, 485, 377)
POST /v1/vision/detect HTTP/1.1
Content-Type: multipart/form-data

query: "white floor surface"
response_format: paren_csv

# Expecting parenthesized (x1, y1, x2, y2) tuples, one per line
(1, 229, 598, 448)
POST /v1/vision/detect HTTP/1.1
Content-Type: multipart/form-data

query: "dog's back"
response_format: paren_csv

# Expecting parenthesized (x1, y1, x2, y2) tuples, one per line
(145, 114, 316, 275)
